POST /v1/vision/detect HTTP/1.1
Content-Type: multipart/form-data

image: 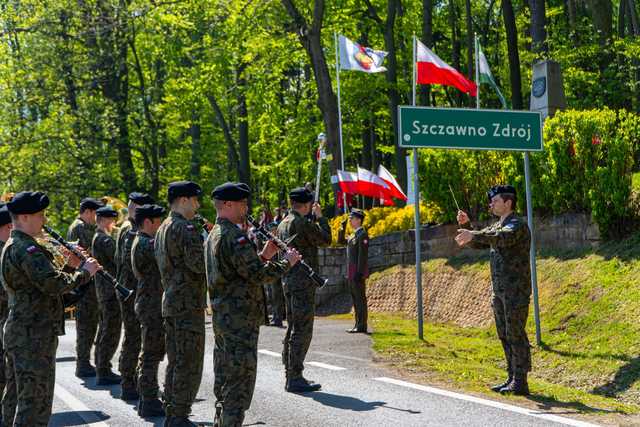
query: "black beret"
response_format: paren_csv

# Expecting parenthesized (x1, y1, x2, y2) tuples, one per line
(80, 197, 104, 211)
(289, 187, 314, 203)
(0, 204, 10, 227)
(96, 206, 119, 218)
(349, 208, 365, 220)
(487, 185, 517, 201)
(7, 191, 50, 215)
(134, 204, 166, 224)
(168, 181, 202, 203)
(128, 192, 155, 205)
(211, 182, 251, 201)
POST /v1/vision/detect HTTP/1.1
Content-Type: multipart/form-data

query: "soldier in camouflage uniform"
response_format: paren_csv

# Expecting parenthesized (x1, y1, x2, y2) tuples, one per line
(1, 191, 100, 426)
(91, 206, 122, 385)
(455, 185, 532, 395)
(131, 204, 167, 418)
(67, 197, 104, 377)
(154, 181, 206, 427)
(0, 204, 12, 418)
(337, 208, 369, 333)
(114, 192, 155, 400)
(206, 182, 301, 426)
(277, 187, 331, 393)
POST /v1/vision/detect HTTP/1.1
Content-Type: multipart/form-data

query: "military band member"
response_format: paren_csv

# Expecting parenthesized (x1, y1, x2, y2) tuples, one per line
(455, 185, 532, 395)
(92, 206, 122, 385)
(154, 181, 206, 427)
(1, 191, 100, 426)
(338, 208, 369, 333)
(131, 204, 167, 418)
(277, 187, 331, 393)
(67, 197, 104, 377)
(206, 182, 301, 426)
(114, 192, 155, 400)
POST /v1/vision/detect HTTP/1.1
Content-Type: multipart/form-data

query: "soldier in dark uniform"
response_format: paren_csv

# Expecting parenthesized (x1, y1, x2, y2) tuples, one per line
(67, 197, 104, 377)
(114, 192, 155, 400)
(455, 185, 532, 395)
(338, 208, 369, 333)
(206, 182, 301, 427)
(92, 206, 122, 385)
(277, 187, 331, 393)
(131, 204, 166, 418)
(0, 204, 12, 416)
(154, 181, 206, 427)
(1, 191, 100, 426)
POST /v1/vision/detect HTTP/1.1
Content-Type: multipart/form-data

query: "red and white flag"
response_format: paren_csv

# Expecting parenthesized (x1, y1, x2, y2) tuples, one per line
(357, 166, 393, 199)
(337, 170, 359, 195)
(416, 39, 477, 96)
(377, 165, 407, 201)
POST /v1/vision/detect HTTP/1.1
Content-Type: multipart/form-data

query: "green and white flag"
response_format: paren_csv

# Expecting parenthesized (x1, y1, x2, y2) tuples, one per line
(478, 43, 507, 109)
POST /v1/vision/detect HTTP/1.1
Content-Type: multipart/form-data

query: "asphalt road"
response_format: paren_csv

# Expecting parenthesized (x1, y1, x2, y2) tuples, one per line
(47, 318, 599, 427)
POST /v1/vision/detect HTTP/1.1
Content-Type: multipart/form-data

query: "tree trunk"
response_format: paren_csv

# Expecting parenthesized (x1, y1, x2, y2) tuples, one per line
(207, 94, 240, 181)
(237, 65, 251, 206)
(189, 111, 201, 181)
(529, 0, 547, 56)
(502, 0, 524, 109)
(449, 0, 463, 106)
(420, 0, 434, 106)
(465, 0, 474, 108)
(585, 0, 613, 44)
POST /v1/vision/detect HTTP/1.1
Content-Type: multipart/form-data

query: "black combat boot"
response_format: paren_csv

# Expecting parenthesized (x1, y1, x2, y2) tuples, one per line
(490, 372, 513, 392)
(96, 369, 121, 386)
(75, 362, 96, 378)
(162, 416, 173, 427)
(499, 374, 529, 396)
(286, 377, 322, 393)
(138, 398, 166, 417)
(119, 386, 140, 401)
(169, 416, 199, 427)
(213, 401, 223, 427)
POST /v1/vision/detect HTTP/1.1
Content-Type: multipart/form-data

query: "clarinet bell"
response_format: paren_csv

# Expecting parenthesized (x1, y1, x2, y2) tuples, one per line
(117, 285, 134, 302)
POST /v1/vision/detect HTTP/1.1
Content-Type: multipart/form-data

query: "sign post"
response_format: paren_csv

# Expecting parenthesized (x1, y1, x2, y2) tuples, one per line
(398, 105, 544, 343)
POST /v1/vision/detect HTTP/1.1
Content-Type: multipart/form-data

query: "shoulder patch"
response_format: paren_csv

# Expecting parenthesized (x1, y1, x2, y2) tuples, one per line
(363, 239, 368, 245)
(186, 224, 195, 231)
(149, 239, 155, 245)
(236, 236, 249, 245)
(26, 245, 40, 254)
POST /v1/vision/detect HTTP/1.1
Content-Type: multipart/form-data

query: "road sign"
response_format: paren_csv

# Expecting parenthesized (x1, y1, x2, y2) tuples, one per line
(398, 106, 543, 151)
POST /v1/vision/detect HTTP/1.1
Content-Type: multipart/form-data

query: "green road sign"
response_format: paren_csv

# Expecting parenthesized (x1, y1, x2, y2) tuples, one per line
(398, 106, 543, 151)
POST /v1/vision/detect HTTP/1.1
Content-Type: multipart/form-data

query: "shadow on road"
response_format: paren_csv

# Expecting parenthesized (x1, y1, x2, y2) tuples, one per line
(302, 391, 421, 414)
(526, 393, 618, 415)
(49, 410, 109, 426)
(79, 378, 124, 400)
(55, 356, 76, 363)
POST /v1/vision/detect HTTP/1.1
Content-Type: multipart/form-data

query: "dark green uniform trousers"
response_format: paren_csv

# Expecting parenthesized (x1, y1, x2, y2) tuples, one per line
(282, 287, 315, 379)
(75, 284, 99, 366)
(492, 295, 531, 376)
(118, 296, 141, 389)
(138, 317, 165, 399)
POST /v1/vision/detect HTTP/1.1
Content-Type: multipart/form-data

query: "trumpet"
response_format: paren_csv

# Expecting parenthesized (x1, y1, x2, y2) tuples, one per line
(43, 225, 133, 301)
(246, 215, 327, 289)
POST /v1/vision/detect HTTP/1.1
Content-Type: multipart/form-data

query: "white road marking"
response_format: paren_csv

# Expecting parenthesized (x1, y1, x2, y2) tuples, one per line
(258, 349, 281, 357)
(311, 350, 370, 363)
(54, 384, 110, 426)
(374, 377, 601, 427)
(307, 361, 347, 371)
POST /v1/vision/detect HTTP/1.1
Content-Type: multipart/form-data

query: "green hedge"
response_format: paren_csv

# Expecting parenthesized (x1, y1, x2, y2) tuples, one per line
(418, 109, 640, 238)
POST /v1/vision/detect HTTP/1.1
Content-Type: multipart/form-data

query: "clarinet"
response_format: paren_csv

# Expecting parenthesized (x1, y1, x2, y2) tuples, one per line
(43, 225, 134, 301)
(246, 215, 327, 289)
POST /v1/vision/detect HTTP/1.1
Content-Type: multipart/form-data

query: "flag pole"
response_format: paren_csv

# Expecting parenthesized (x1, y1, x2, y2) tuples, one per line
(475, 33, 480, 109)
(412, 34, 424, 341)
(334, 32, 347, 213)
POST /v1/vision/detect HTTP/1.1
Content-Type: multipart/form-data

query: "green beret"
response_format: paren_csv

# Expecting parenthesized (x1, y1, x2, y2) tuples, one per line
(168, 181, 202, 204)
(7, 191, 50, 215)
(211, 182, 251, 201)
(289, 187, 313, 203)
(96, 206, 119, 218)
(487, 185, 516, 202)
(134, 204, 166, 224)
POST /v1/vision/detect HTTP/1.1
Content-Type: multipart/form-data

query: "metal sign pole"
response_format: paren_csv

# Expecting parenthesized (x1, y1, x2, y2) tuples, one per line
(524, 152, 542, 344)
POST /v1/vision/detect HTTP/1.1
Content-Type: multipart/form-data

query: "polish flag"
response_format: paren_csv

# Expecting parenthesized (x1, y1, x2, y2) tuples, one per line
(337, 170, 359, 194)
(416, 39, 477, 96)
(377, 165, 407, 201)
(357, 166, 393, 199)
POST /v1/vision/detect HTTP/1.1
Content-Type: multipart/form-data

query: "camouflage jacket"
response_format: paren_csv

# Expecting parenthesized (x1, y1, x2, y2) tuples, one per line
(114, 220, 138, 292)
(276, 210, 331, 291)
(0, 240, 6, 307)
(464, 213, 532, 306)
(67, 217, 96, 251)
(154, 211, 206, 317)
(206, 218, 290, 327)
(1, 229, 91, 341)
(132, 231, 162, 322)
(91, 229, 116, 303)
(338, 226, 369, 280)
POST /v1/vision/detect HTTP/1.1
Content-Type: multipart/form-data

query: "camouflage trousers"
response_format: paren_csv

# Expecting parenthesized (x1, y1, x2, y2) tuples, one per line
(118, 294, 141, 389)
(493, 295, 531, 376)
(137, 316, 165, 399)
(266, 279, 285, 322)
(348, 278, 368, 330)
(282, 286, 315, 379)
(3, 333, 57, 427)
(95, 284, 122, 372)
(212, 317, 259, 427)
(0, 302, 8, 403)
(75, 282, 99, 366)
(164, 309, 205, 417)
